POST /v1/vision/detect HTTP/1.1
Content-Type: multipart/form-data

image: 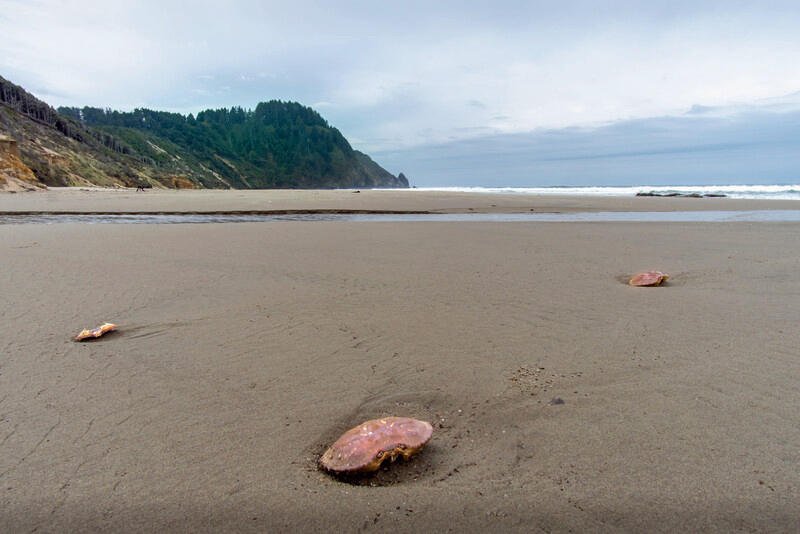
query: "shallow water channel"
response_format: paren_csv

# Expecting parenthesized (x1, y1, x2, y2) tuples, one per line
(2, 210, 800, 224)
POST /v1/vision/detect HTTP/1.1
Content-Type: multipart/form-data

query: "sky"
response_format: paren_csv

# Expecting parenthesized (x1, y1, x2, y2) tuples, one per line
(2, 0, 800, 186)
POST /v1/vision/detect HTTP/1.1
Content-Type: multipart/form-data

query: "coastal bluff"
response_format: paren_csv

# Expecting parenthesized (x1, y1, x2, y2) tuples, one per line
(1, 74, 407, 190)
(0, 136, 43, 191)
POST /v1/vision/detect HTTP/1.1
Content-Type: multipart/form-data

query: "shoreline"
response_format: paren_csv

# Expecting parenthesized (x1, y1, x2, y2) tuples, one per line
(2, 187, 800, 214)
(4, 210, 800, 224)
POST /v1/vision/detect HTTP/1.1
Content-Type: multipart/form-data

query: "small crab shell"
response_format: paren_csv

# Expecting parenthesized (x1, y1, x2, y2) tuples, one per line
(629, 271, 669, 287)
(75, 322, 117, 341)
(319, 417, 433, 474)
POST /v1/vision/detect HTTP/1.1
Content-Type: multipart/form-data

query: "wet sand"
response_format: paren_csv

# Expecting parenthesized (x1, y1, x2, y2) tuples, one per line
(3, 186, 800, 214)
(1, 190, 799, 532)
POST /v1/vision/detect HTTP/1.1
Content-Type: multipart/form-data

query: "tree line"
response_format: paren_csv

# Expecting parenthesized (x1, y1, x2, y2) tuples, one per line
(57, 101, 367, 188)
(1, 74, 402, 188)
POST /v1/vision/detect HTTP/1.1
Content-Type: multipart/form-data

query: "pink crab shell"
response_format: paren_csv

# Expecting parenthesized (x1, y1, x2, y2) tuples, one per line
(75, 322, 117, 341)
(629, 271, 669, 287)
(319, 417, 433, 474)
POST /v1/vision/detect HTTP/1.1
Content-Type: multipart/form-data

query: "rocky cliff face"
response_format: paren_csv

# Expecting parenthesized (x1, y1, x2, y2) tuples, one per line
(0, 136, 44, 191)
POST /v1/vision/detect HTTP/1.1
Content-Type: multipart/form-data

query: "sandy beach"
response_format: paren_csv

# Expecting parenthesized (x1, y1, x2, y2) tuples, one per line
(1, 190, 799, 532)
(3, 186, 800, 214)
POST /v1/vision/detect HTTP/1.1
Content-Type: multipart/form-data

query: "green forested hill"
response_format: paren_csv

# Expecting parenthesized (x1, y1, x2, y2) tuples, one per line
(58, 102, 406, 189)
(0, 74, 406, 189)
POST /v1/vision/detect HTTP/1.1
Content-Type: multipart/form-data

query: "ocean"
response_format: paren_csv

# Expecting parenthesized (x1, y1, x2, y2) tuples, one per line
(401, 184, 800, 200)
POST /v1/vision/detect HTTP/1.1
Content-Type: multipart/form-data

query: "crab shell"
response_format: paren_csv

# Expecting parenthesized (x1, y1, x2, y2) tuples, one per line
(319, 417, 433, 474)
(629, 271, 669, 287)
(75, 322, 117, 341)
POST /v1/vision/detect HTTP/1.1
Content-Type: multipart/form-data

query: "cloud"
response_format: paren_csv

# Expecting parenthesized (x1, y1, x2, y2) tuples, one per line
(687, 105, 717, 115)
(372, 100, 800, 186)
(2, 1, 800, 185)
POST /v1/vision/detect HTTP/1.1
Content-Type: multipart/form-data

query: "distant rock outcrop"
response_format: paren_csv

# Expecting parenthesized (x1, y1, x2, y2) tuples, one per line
(636, 191, 727, 198)
(353, 151, 409, 188)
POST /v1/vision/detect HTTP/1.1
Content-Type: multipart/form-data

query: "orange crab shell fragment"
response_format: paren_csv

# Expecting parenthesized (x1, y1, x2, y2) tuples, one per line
(629, 271, 669, 287)
(75, 322, 117, 341)
(319, 417, 434, 474)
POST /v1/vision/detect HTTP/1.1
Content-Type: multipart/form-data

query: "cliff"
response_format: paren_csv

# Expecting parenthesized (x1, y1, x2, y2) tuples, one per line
(0, 135, 43, 191)
(0, 74, 407, 191)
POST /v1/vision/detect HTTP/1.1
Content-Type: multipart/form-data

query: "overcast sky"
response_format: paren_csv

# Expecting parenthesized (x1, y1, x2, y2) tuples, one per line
(2, 0, 799, 186)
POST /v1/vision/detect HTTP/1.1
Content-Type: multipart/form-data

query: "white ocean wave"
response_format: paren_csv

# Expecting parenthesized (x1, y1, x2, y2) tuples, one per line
(396, 185, 800, 200)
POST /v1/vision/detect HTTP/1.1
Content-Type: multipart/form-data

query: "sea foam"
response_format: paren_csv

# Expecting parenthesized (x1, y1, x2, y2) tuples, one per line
(397, 185, 800, 200)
